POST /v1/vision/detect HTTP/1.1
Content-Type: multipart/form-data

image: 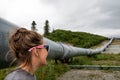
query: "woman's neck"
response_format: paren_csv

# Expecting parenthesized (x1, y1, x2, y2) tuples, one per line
(19, 63, 38, 75)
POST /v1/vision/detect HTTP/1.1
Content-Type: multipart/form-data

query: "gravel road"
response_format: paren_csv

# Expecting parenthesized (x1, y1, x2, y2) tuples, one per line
(57, 69, 120, 80)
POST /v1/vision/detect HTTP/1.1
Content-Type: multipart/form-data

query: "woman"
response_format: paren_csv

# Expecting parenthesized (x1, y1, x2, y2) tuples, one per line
(4, 28, 48, 80)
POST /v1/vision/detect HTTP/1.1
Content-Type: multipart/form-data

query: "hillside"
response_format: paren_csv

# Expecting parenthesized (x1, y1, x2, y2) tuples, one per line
(45, 29, 107, 48)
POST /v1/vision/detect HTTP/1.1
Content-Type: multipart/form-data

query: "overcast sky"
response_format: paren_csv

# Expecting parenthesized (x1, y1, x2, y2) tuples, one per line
(0, 0, 120, 37)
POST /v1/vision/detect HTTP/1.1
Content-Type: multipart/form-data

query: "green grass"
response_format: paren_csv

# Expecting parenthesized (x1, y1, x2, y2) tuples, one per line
(69, 54, 120, 66)
(0, 67, 15, 80)
(35, 61, 69, 80)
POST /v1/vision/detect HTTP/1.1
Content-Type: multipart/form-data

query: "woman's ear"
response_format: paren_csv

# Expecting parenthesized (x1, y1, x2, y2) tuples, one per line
(32, 48, 39, 57)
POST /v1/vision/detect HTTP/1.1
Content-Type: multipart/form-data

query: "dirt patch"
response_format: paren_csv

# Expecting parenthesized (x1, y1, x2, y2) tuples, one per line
(111, 40, 120, 45)
(57, 70, 120, 80)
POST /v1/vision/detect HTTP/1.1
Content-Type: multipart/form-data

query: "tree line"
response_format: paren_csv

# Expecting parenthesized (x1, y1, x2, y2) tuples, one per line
(45, 29, 106, 48)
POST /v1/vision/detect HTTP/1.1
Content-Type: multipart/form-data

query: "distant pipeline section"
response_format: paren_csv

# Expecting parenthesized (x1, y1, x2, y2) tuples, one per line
(45, 37, 113, 63)
(0, 18, 113, 68)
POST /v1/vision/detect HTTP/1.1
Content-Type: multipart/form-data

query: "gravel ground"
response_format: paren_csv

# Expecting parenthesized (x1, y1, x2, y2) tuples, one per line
(103, 40, 120, 54)
(57, 69, 120, 80)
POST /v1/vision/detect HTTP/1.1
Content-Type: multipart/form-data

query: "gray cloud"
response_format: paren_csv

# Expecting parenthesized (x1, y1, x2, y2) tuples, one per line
(92, 0, 120, 29)
(1, 0, 120, 37)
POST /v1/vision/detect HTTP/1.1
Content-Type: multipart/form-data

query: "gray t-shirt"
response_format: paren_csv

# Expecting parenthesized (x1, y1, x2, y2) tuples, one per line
(4, 68, 37, 80)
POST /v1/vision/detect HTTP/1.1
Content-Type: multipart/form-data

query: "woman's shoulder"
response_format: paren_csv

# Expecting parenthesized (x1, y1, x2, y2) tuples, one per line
(4, 68, 36, 80)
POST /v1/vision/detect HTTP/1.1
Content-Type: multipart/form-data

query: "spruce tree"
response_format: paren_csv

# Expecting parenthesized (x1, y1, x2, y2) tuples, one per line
(44, 20, 50, 36)
(31, 21, 37, 31)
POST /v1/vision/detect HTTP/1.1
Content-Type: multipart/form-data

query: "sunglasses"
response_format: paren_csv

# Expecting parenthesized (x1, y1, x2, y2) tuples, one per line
(28, 45, 49, 52)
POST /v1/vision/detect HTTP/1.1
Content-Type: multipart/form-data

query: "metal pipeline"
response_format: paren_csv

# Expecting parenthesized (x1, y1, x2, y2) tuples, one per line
(45, 37, 113, 60)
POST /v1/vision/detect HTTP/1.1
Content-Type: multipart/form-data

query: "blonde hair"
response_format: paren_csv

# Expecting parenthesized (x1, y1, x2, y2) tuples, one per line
(9, 28, 43, 66)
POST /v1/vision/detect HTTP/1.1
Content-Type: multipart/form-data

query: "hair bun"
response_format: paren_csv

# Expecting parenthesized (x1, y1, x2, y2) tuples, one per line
(16, 28, 30, 35)
(17, 28, 27, 33)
